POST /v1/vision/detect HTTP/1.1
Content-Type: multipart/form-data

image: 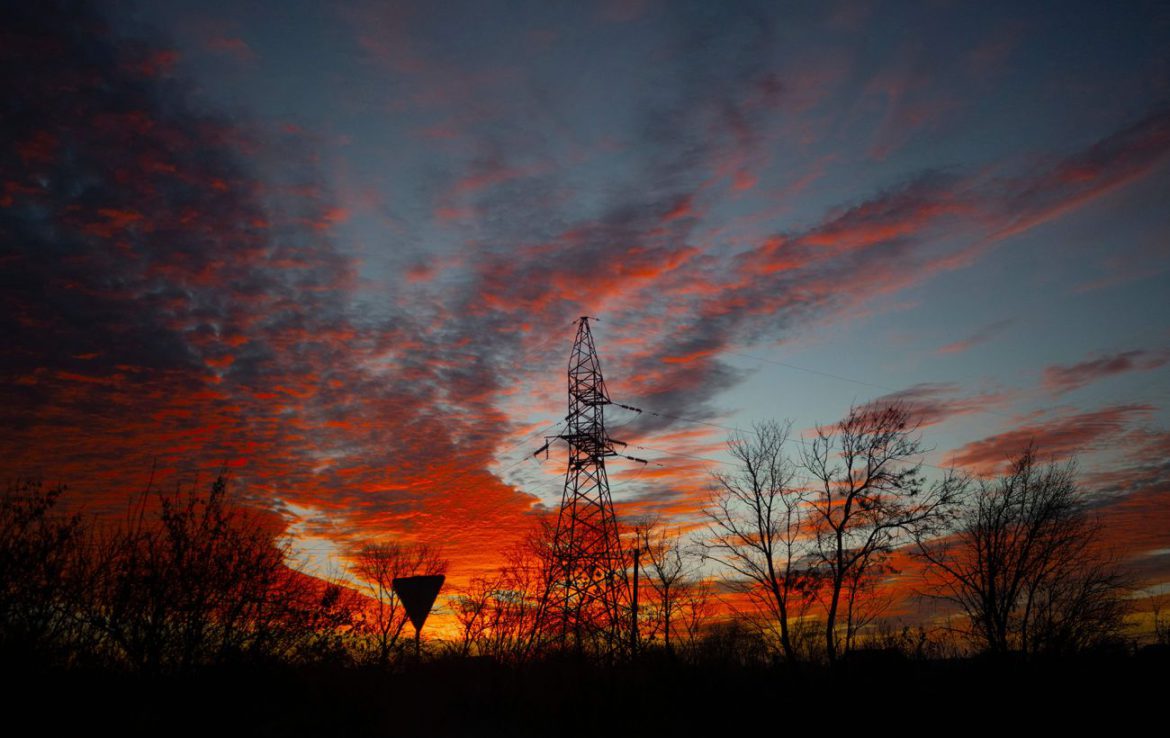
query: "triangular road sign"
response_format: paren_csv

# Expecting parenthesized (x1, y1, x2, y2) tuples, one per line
(392, 574, 445, 632)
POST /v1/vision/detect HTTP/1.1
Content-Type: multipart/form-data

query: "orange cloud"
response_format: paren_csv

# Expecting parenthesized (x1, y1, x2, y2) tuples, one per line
(946, 405, 1154, 473)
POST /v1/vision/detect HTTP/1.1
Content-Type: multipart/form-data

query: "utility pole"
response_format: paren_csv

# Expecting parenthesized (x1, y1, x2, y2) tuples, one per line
(534, 317, 645, 653)
(631, 539, 640, 656)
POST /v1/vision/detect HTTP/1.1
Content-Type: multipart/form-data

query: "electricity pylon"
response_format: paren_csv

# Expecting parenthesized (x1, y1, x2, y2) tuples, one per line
(534, 317, 644, 651)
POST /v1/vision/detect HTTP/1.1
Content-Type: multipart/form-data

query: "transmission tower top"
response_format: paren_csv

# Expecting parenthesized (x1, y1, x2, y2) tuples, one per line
(533, 317, 645, 463)
(570, 317, 608, 408)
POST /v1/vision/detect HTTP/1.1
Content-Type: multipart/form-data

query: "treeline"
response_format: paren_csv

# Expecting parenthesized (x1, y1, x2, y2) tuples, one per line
(1, 477, 363, 672)
(446, 402, 1156, 666)
(2, 402, 1165, 676)
(694, 403, 1144, 664)
(1, 473, 704, 672)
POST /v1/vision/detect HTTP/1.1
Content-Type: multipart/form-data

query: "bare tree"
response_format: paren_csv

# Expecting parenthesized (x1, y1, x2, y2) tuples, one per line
(83, 475, 362, 671)
(0, 480, 90, 664)
(802, 402, 965, 664)
(451, 518, 559, 662)
(916, 447, 1130, 656)
(1149, 593, 1170, 646)
(703, 419, 813, 662)
(840, 550, 894, 653)
(352, 541, 447, 664)
(451, 575, 496, 657)
(673, 577, 715, 659)
(634, 520, 703, 656)
(2, 475, 365, 671)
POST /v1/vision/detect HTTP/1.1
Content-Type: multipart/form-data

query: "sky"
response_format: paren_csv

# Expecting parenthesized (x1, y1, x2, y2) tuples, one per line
(3, 0, 1170, 604)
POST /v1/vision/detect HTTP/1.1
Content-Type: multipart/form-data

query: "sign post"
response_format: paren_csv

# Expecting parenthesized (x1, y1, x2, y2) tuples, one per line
(391, 574, 446, 660)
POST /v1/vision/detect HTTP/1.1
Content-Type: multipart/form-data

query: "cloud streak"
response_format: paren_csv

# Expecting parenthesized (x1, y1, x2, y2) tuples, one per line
(946, 405, 1154, 473)
(938, 319, 1014, 355)
(1044, 349, 1170, 395)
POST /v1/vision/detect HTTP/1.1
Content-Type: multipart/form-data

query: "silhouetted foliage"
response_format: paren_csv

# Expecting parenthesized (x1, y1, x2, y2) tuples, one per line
(0, 480, 90, 665)
(916, 447, 1131, 656)
(97, 477, 366, 671)
(631, 517, 712, 658)
(692, 616, 771, 668)
(450, 518, 558, 662)
(1150, 594, 1170, 646)
(801, 402, 966, 663)
(702, 420, 816, 662)
(1, 475, 363, 672)
(0, 439, 1153, 700)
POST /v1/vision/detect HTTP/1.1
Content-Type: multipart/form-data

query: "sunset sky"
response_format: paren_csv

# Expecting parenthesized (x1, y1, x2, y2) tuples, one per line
(3, 1, 1169, 606)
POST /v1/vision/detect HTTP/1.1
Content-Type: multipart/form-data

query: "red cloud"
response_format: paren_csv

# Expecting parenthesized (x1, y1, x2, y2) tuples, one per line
(946, 405, 1154, 473)
(868, 383, 1012, 428)
(1096, 482, 1170, 568)
(1043, 349, 1170, 395)
(937, 319, 1013, 355)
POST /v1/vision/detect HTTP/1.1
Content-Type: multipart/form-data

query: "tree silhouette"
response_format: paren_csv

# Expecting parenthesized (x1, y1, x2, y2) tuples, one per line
(916, 446, 1130, 656)
(703, 420, 814, 662)
(90, 476, 360, 670)
(672, 576, 715, 659)
(72, 475, 364, 671)
(2, 473, 370, 672)
(0, 480, 89, 665)
(1149, 593, 1170, 646)
(633, 518, 708, 657)
(838, 547, 894, 654)
(451, 518, 558, 662)
(801, 402, 965, 663)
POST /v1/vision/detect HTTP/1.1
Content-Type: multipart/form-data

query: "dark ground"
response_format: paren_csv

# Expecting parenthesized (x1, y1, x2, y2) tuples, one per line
(7, 649, 1167, 736)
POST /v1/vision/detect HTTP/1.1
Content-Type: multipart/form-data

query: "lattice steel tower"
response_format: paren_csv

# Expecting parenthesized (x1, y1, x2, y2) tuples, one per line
(534, 317, 643, 649)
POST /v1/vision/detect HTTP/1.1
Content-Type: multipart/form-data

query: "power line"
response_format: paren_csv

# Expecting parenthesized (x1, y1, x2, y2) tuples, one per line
(632, 401, 958, 474)
(634, 443, 732, 467)
(590, 316, 1019, 421)
(725, 350, 894, 392)
(723, 349, 1019, 420)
